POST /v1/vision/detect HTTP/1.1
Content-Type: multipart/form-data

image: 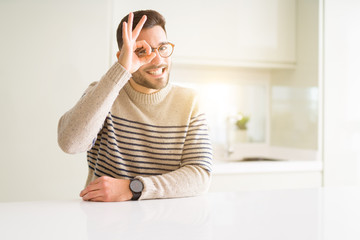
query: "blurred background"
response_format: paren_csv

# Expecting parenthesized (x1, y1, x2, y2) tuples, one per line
(0, 0, 359, 201)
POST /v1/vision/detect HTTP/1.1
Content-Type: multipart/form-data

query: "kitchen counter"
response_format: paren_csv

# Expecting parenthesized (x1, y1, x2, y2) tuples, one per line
(212, 145, 322, 174)
(213, 159, 323, 174)
(1, 187, 359, 240)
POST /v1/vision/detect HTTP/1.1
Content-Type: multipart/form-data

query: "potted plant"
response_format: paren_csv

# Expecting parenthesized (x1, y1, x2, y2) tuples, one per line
(235, 113, 250, 142)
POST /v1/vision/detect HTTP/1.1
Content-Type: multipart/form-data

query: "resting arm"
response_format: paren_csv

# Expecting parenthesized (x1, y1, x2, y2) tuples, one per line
(137, 165, 211, 200)
(138, 113, 213, 200)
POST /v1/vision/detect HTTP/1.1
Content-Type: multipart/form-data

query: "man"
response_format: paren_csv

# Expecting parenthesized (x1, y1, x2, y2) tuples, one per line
(58, 10, 212, 201)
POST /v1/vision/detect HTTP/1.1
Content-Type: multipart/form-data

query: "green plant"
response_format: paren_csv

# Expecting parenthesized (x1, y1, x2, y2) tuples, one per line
(235, 114, 250, 130)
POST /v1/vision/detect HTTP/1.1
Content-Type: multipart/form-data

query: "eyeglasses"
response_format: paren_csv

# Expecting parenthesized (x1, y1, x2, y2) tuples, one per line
(135, 42, 175, 58)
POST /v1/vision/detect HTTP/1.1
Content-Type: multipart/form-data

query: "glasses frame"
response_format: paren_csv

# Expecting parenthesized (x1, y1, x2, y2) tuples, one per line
(136, 42, 175, 58)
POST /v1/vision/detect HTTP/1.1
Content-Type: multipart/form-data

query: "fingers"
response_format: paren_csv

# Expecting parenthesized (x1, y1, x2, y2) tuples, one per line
(80, 176, 112, 201)
(80, 177, 132, 202)
(123, 13, 146, 43)
(122, 22, 129, 47)
(82, 190, 103, 201)
(80, 181, 103, 201)
(132, 40, 155, 66)
(127, 12, 133, 40)
(132, 15, 147, 40)
(134, 40, 151, 53)
(80, 184, 96, 197)
(141, 52, 156, 64)
(79, 177, 103, 197)
(86, 196, 104, 202)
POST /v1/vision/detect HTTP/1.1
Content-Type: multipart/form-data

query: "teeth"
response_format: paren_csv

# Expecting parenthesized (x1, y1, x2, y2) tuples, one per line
(148, 68, 163, 75)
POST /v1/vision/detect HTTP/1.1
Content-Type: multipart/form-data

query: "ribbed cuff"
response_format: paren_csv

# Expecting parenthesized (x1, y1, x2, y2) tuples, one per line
(136, 176, 157, 200)
(105, 62, 132, 85)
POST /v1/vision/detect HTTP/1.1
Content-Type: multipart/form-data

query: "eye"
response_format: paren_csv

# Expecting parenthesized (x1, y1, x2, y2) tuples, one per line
(135, 48, 147, 57)
(159, 45, 169, 51)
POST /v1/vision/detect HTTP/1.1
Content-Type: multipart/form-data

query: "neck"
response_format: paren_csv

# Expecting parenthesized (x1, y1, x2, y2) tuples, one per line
(129, 78, 159, 94)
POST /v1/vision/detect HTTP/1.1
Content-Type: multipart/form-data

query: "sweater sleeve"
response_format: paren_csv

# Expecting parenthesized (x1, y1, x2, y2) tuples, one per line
(137, 165, 211, 200)
(57, 62, 131, 154)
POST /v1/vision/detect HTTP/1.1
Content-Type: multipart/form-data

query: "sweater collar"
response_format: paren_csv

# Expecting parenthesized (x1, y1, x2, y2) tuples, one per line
(123, 82, 172, 104)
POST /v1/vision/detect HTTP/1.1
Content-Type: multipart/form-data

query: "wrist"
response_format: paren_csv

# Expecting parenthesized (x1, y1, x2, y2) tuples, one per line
(105, 62, 132, 85)
(123, 179, 133, 201)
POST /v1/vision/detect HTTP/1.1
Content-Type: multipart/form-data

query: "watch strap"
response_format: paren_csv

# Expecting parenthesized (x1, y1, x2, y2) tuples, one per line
(129, 178, 143, 201)
(131, 191, 141, 201)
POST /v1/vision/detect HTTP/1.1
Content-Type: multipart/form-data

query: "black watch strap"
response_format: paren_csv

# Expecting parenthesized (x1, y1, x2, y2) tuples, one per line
(129, 179, 143, 201)
(131, 191, 141, 201)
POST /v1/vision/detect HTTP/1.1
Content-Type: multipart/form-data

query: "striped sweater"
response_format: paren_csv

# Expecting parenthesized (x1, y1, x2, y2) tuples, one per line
(58, 62, 212, 200)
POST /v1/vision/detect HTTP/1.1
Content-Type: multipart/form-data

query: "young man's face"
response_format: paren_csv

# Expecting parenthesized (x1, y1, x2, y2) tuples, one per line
(131, 25, 171, 91)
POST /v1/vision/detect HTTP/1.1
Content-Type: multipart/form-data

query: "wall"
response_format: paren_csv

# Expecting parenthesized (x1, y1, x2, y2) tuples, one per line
(323, 0, 360, 186)
(171, 64, 270, 159)
(0, 0, 111, 201)
(270, 0, 320, 150)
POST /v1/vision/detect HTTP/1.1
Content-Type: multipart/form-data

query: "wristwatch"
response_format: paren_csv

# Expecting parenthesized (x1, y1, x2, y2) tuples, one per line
(129, 178, 144, 200)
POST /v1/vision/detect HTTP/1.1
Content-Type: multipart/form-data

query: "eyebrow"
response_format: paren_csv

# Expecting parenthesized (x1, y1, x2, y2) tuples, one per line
(158, 41, 169, 45)
(152, 41, 170, 48)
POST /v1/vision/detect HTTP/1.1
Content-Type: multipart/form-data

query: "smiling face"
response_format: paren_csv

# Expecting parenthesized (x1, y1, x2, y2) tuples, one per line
(130, 25, 171, 94)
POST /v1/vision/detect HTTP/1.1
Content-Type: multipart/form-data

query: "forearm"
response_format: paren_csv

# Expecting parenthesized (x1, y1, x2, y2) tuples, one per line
(137, 165, 211, 200)
(58, 62, 131, 154)
(136, 104, 213, 200)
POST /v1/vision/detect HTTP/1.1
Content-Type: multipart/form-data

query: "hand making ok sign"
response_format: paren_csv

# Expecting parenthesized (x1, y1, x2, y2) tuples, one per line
(117, 12, 156, 73)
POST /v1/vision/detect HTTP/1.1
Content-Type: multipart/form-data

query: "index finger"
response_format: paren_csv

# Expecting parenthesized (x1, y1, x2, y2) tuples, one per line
(127, 12, 133, 39)
(132, 15, 147, 40)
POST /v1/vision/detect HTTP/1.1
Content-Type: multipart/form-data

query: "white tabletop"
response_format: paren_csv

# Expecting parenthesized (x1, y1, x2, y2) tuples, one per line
(1, 187, 360, 240)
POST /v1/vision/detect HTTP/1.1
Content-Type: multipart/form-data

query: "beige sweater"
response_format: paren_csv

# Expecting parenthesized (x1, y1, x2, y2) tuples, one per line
(57, 62, 212, 200)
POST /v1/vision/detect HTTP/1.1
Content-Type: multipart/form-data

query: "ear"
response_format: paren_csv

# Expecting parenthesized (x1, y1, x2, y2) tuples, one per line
(116, 51, 121, 60)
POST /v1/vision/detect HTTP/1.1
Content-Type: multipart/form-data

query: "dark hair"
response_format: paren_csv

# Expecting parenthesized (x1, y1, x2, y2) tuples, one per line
(116, 10, 166, 50)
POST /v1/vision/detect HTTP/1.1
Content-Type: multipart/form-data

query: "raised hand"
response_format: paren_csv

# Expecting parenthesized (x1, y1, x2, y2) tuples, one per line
(117, 12, 156, 73)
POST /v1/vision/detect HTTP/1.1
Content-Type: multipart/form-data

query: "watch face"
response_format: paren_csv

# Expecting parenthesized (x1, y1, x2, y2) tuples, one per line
(130, 179, 143, 193)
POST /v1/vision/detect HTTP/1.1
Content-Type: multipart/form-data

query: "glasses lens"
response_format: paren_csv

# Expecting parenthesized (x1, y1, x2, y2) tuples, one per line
(158, 43, 173, 58)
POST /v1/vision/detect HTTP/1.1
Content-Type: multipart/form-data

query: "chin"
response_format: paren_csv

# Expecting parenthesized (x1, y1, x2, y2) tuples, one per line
(133, 71, 170, 90)
(149, 79, 169, 90)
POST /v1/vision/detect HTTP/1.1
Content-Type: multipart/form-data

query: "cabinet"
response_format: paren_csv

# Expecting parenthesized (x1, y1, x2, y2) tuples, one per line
(167, 0, 296, 68)
(112, 0, 296, 68)
(210, 171, 323, 192)
(210, 148, 323, 192)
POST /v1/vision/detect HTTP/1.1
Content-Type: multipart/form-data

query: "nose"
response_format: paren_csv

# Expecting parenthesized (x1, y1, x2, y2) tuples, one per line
(150, 49, 163, 65)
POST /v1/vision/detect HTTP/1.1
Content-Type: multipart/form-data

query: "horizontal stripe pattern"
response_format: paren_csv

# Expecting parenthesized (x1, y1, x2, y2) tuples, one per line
(87, 113, 212, 179)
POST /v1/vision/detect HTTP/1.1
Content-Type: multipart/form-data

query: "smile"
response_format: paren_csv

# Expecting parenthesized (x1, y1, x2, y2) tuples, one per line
(146, 67, 166, 77)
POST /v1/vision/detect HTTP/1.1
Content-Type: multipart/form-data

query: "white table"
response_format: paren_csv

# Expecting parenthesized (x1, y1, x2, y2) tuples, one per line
(1, 187, 360, 240)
